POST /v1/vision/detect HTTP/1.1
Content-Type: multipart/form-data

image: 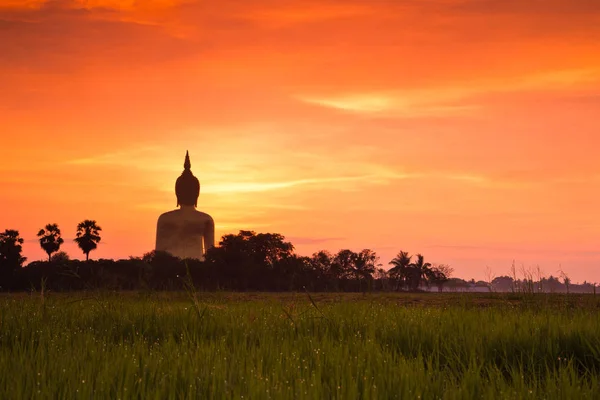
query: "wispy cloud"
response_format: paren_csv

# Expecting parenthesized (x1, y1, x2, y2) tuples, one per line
(63, 144, 526, 198)
(200, 174, 414, 194)
(0, 0, 46, 10)
(239, 3, 374, 28)
(0, 0, 186, 12)
(295, 92, 478, 117)
(296, 68, 600, 116)
(66, 146, 162, 166)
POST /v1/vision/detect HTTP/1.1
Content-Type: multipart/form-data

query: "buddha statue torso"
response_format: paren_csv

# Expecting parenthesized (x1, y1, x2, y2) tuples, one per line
(155, 151, 215, 260)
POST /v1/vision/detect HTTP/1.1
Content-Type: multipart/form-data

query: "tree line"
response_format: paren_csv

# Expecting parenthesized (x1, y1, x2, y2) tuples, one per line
(0, 226, 452, 292)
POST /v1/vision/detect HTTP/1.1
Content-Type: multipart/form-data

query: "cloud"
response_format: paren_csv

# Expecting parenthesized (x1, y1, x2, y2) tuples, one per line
(0, 0, 185, 12)
(449, 0, 600, 15)
(296, 93, 478, 117)
(0, 0, 206, 71)
(64, 141, 530, 197)
(238, 2, 374, 28)
(64, 141, 577, 200)
(3, 0, 599, 78)
(61, 139, 422, 195)
(295, 68, 600, 116)
(201, 175, 397, 194)
(0, 0, 46, 10)
(66, 146, 162, 166)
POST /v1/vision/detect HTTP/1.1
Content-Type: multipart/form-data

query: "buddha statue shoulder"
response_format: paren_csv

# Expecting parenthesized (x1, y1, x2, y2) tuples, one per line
(155, 151, 215, 260)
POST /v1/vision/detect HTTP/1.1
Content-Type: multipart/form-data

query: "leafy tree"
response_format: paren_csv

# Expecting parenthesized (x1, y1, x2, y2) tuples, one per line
(37, 223, 64, 261)
(389, 251, 412, 291)
(0, 229, 26, 267)
(310, 251, 333, 274)
(332, 249, 355, 281)
(309, 250, 335, 289)
(205, 231, 295, 290)
(428, 264, 453, 292)
(491, 276, 515, 292)
(213, 231, 294, 265)
(142, 250, 180, 265)
(543, 275, 561, 293)
(407, 254, 431, 291)
(249, 232, 295, 268)
(0, 229, 27, 287)
(75, 220, 102, 261)
(50, 251, 70, 264)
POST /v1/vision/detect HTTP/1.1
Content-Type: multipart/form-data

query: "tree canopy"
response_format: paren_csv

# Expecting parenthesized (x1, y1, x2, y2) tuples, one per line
(37, 223, 64, 261)
(1, 228, 457, 292)
(74, 220, 102, 261)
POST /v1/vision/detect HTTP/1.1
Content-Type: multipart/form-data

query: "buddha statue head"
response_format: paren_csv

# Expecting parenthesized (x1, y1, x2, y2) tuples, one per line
(175, 151, 200, 207)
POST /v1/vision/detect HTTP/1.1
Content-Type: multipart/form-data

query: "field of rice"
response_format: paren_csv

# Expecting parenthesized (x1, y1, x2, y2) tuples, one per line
(0, 292, 599, 399)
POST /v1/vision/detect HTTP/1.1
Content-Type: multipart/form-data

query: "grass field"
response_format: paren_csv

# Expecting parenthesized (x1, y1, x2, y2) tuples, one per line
(0, 291, 599, 399)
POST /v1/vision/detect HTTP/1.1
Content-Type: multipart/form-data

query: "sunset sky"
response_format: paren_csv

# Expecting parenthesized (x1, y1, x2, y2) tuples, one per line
(1, 0, 599, 282)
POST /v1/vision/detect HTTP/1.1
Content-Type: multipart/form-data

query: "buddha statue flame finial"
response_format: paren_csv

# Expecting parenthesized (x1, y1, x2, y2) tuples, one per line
(175, 151, 200, 207)
(184, 150, 191, 170)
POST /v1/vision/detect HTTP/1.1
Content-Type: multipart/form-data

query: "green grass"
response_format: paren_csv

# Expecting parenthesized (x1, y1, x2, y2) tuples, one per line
(0, 292, 599, 399)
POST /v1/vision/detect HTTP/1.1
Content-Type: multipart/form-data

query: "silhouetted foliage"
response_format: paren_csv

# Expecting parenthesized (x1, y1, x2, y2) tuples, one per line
(389, 251, 412, 291)
(0, 229, 26, 289)
(428, 264, 453, 292)
(406, 254, 432, 291)
(37, 223, 64, 261)
(491, 276, 514, 292)
(50, 251, 70, 264)
(4, 231, 385, 292)
(332, 249, 355, 281)
(205, 231, 297, 290)
(388, 252, 449, 291)
(75, 220, 102, 261)
(351, 249, 379, 292)
(309, 250, 335, 290)
(5, 227, 593, 293)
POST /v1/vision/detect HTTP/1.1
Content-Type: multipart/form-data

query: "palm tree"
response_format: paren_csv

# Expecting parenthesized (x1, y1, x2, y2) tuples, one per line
(74, 220, 102, 261)
(388, 251, 412, 291)
(37, 223, 64, 261)
(352, 249, 379, 292)
(407, 254, 432, 291)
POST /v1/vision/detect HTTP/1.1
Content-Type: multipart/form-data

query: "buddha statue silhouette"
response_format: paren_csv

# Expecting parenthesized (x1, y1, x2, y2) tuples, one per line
(155, 151, 215, 260)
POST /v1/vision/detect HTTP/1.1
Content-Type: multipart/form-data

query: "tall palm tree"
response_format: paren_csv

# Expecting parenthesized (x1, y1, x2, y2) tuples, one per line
(74, 220, 102, 261)
(407, 254, 432, 291)
(388, 251, 412, 291)
(37, 223, 64, 261)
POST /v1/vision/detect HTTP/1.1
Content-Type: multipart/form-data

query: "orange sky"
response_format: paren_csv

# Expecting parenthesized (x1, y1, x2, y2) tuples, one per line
(1, 0, 599, 282)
